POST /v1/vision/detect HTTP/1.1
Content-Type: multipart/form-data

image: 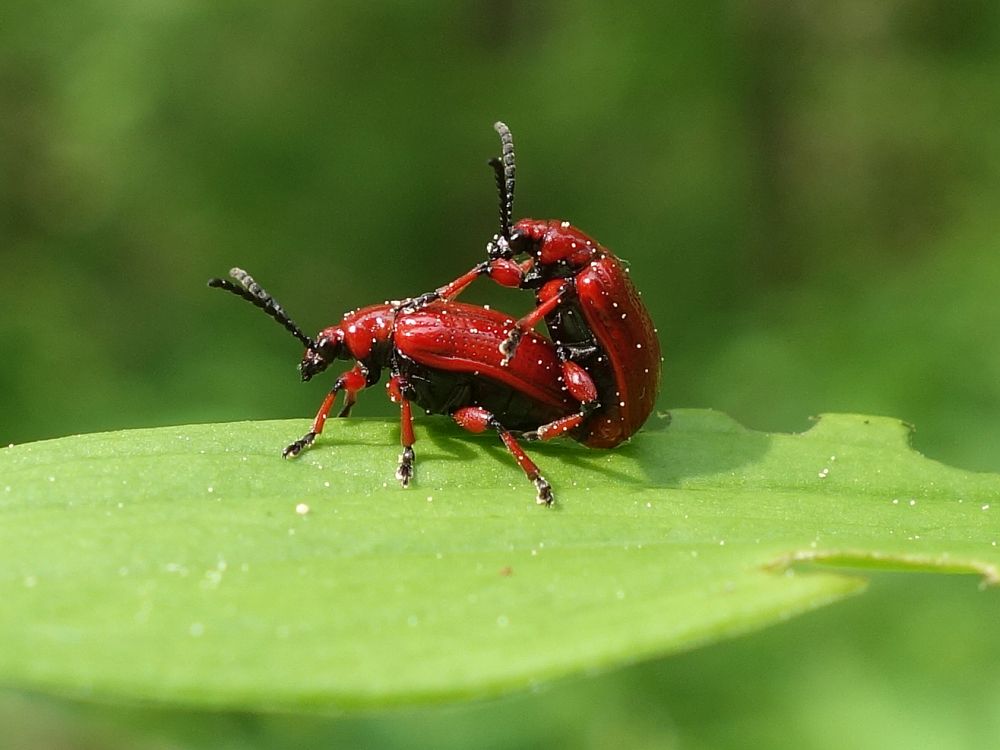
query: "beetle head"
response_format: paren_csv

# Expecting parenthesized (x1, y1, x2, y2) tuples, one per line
(486, 232, 513, 261)
(299, 328, 344, 382)
(487, 228, 535, 261)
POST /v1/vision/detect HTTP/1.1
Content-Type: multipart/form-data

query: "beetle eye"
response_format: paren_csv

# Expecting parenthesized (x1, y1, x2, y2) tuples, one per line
(318, 338, 339, 360)
(507, 230, 532, 257)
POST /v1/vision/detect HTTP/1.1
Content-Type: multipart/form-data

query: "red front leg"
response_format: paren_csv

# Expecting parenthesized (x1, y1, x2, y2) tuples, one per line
(436, 257, 531, 299)
(500, 279, 571, 365)
(399, 257, 534, 314)
(283, 364, 367, 458)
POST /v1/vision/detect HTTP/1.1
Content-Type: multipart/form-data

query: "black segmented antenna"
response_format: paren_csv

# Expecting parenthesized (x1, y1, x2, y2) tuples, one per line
(208, 267, 314, 350)
(490, 120, 516, 239)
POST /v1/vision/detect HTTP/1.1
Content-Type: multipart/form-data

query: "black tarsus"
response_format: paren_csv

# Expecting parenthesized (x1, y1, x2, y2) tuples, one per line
(207, 267, 314, 350)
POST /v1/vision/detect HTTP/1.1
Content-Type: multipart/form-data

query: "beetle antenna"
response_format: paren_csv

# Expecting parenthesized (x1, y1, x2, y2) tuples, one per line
(490, 120, 516, 239)
(208, 267, 315, 350)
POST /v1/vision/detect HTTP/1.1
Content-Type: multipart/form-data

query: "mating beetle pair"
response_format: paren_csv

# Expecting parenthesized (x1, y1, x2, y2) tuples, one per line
(209, 123, 661, 505)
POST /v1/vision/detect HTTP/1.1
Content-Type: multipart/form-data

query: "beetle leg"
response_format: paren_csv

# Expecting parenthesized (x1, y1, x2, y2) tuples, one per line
(557, 342, 600, 361)
(397, 258, 534, 313)
(283, 364, 367, 458)
(337, 386, 359, 418)
(524, 360, 600, 441)
(431, 261, 491, 301)
(387, 374, 416, 487)
(500, 280, 570, 365)
(452, 406, 553, 506)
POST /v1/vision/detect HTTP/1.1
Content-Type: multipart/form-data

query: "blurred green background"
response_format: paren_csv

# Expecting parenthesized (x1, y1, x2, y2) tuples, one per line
(2, 1, 998, 748)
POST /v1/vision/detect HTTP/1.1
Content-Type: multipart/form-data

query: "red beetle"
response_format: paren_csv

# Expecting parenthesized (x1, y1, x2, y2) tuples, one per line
(416, 122, 661, 448)
(208, 268, 601, 504)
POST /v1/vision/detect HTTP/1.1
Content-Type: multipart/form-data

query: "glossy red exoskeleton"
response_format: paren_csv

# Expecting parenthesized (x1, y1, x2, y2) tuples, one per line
(416, 122, 661, 448)
(208, 268, 603, 504)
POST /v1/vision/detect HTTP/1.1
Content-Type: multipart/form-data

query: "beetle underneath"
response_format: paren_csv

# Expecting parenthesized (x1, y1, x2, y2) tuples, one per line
(208, 268, 602, 505)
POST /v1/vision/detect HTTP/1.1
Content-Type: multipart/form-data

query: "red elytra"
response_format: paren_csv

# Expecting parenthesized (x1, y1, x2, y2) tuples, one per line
(417, 122, 661, 448)
(208, 268, 602, 505)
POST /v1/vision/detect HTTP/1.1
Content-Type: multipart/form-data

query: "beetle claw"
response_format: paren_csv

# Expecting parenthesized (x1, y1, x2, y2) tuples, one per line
(534, 476, 553, 506)
(396, 446, 415, 487)
(283, 432, 315, 458)
(499, 328, 523, 366)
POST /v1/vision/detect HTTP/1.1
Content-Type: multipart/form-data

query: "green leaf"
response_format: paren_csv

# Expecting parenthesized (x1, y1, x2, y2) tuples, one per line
(1, 410, 997, 711)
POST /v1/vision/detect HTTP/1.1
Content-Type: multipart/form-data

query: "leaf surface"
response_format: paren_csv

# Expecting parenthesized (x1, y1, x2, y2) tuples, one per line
(1, 410, 996, 710)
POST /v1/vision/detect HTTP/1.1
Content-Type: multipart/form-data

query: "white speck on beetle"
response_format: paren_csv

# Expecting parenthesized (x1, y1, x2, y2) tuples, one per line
(207, 486, 214, 494)
(983, 504, 991, 511)
(427, 495, 433, 502)
(296, 503, 310, 515)
(818, 468, 829, 478)
(909, 499, 917, 507)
